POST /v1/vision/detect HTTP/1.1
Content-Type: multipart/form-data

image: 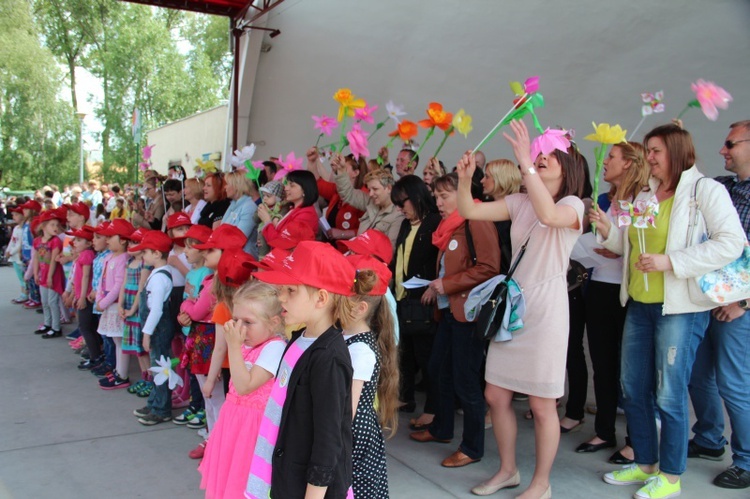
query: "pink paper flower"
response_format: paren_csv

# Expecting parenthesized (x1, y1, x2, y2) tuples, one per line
(139, 162, 150, 172)
(346, 123, 370, 160)
(273, 152, 303, 181)
(354, 104, 378, 124)
(312, 115, 337, 136)
(691, 79, 732, 121)
(142, 144, 155, 160)
(530, 128, 571, 161)
(524, 76, 540, 94)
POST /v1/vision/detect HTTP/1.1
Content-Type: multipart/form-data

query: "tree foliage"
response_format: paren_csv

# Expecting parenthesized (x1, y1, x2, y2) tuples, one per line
(1, 0, 232, 189)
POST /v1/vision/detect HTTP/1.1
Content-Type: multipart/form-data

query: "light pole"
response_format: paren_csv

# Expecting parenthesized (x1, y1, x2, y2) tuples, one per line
(76, 112, 86, 185)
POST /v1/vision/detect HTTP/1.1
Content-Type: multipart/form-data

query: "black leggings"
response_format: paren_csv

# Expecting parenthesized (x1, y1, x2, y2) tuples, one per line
(564, 286, 588, 421)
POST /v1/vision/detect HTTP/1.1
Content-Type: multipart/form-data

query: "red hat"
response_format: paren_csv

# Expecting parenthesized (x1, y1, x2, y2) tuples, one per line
(9, 206, 23, 214)
(39, 207, 67, 224)
(93, 221, 111, 234)
(182, 225, 213, 245)
(167, 211, 192, 230)
(128, 230, 173, 253)
(346, 254, 392, 296)
(97, 218, 135, 239)
(31, 216, 42, 235)
(218, 248, 257, 288)
(128, 228, 147, 244)
(270, 223, 316, 251)
(66, 225, 95, 241)
(337, 229, 394, 265)
(254, 241, 356, 296)
(193, 224, 247, 251)
(243, 248, 291, 272)
(67, 202, 90, 220)
(21, 200, 42, 213)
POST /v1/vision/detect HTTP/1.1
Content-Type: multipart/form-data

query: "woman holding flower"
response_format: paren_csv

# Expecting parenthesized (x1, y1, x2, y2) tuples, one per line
(592, 124, 744, 499)
(456, 120, 585, 499)
(258, 170, 319, 250)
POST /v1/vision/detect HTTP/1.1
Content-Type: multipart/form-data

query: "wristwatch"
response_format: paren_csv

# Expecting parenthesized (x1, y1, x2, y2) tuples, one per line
(739, 299, 750, 310)
(524, 167, 537, 176)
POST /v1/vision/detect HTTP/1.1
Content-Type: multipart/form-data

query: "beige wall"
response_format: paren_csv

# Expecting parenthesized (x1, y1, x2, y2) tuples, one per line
(238, 0, 750, 179)
(146, 104, 228, 175)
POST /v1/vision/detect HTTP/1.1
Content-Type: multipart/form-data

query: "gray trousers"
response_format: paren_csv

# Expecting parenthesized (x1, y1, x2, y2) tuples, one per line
(40, 287, 61, 330)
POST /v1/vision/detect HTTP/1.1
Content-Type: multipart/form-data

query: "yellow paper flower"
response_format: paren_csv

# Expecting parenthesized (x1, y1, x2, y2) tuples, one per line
(452, 109, 473, 137)
(584, 122, 627, 144)
(333, 88, 366, 122)
(195, 158, 217, 174)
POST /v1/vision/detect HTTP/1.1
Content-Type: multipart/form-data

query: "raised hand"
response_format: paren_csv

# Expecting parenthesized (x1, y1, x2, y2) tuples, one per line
(502, 119, 533, 169)
(456, 151, 476, 181)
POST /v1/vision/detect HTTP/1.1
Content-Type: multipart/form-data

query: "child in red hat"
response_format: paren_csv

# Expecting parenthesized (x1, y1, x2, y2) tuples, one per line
(246, 241, 355, 499)
(32, 210, 67, 337)
(338, 254, 399, 498)
(95, 219, 134, 389)
(21, 201, 44, 309)
(65, 227, 97, 364)
(129, 230, 177, 425)
(199, 279, 286, 499)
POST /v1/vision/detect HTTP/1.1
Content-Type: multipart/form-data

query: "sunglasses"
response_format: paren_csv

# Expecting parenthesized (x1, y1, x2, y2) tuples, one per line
(725, 139, 750, 150)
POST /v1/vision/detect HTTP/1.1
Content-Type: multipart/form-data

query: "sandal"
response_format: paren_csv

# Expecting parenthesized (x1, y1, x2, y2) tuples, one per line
(136, 381, 154, 397)
(128, 380, 146, 394)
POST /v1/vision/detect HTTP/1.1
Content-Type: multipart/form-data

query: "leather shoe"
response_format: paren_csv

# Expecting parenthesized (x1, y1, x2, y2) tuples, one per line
(441, 449, 480, 468)
(471, 470, 520, 495)
(559, 418, 584, 433)
(714, 466, 750, 489)
(409, 430, 451, 444)
(575, 439, 616, 453)
(608, 450, 634, 465)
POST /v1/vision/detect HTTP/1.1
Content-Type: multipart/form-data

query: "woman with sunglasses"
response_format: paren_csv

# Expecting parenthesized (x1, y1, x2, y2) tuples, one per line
(592, 124, 744, 499)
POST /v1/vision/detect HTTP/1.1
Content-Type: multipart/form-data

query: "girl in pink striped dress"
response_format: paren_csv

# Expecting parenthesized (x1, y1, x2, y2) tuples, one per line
(198, 281, 286, 499)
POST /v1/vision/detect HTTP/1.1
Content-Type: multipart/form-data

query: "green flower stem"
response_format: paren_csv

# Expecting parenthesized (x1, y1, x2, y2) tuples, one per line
(432, 126, 454, 160)
(676, 99, 701, 120)
(314, 133, 323, 148)
(591, 144, 607, 233)
(337, 114, 348, 153)
(473, 92, 527, 152)
(409, 126, 435, 170)
(367, 121, 386, 140)
(378, 136, 397, 165)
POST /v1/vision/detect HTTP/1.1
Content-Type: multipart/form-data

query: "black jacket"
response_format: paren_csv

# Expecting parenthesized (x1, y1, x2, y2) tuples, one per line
(390, 212, 441, 301)
(271, 326, 353, 499)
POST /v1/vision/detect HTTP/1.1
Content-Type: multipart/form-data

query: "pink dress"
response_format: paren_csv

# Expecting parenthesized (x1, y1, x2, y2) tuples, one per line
(199, 337, 285, 499)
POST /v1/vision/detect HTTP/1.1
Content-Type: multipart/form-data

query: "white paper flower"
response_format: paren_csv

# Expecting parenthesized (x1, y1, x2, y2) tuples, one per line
(148, 355, 184, 390)
(230, 144, 256, 168)
(386, 100, 406, 124)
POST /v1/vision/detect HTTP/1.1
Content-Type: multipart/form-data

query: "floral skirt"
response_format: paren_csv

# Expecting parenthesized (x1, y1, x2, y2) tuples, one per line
(180, 322, 215, 375)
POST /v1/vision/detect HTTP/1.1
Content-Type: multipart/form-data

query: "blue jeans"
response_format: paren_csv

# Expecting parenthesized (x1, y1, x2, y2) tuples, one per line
(427, 310, 485, 459)
(147, 329, 175, 417)
(689, 311, 750, 471)
(620, 301, 709, 475)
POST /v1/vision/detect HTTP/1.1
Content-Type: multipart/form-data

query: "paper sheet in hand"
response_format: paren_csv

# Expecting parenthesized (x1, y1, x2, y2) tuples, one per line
(402, 277, 432, 289)
(318, 215, 331, 233)
(571, 232, 614, 269)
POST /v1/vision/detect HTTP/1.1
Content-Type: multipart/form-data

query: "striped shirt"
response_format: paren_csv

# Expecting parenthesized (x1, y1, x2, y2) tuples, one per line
(715, 175, 750, 240)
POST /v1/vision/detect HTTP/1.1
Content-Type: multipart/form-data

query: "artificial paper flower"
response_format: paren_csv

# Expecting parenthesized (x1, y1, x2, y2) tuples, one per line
(641, 91, 665, 116)
(388, 120, 419, 142)
(230, 144, 256, 169)
(312, 115, 337, 136)
(530, 128, 571, 161)
(273, 152, 303, 181)
(149, 355, 184, 390)
(354, 104, 378, 124)
(195, 158, 218, 174)
(346, 123, 370, 161)
(333, 88, 366, 122)
(509, 75, 540, 98)
(419, 102, 453, 131)
(690, 79, 732, 121)
(142, 144, 155, 160)
(386, 100, 406, 124)
(584, 122, 627, 144)
(452, 109, 473, 137)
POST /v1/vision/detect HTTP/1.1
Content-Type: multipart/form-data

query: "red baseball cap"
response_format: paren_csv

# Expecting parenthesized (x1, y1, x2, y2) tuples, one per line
(128, 228, 147, 244)
(9, 206, 23, 214)
(93, 221, 111, 234)
(270, 223, 316, 250)
(243, 248, 291, 272)
(97, 218, 135, 239)
(254, 241, 356, 296)
(21, 200, 42, 213)
(218, 248, 257, 288)
(66, 225, 95, 241)
(167, 211, 192, 230)
(128, 230, 173, 253)
(192, 224, 247, 251)
(31, 216, 41, 235)
(67, 202, 90, 220)
(337, 229, 394, 265)
(39, 207, 68, 224)
(182, 225, 212, 245)
(346, 254, 392, 296)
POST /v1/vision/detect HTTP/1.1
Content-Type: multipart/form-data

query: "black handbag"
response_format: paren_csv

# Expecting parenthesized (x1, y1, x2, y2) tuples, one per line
(465, 222, 531, 341)
(397, 297, 435, 335)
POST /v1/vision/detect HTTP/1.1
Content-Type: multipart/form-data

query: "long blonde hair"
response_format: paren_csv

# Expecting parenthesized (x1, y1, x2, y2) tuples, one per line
(334, 269, 399, 438)
(610, 142, 650, 203)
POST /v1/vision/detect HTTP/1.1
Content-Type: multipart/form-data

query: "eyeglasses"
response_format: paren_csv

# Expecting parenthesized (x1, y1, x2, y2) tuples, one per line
(725, 139, 750, 150)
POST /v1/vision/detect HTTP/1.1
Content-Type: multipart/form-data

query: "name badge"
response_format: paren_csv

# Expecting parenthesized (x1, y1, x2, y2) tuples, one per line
(448, 239, 458, 251)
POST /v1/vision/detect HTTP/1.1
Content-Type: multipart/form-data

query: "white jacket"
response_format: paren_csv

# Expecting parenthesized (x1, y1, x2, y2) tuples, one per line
(598, 165, 745, 314)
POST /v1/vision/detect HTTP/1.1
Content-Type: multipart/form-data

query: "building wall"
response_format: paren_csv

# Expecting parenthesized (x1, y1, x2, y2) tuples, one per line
(241, 0, 750, 179)
(146, 104, 228, 175)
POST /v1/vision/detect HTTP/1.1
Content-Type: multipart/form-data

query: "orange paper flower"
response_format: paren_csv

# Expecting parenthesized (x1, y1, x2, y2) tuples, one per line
(388, 120, 418, 142)
(333, 88, 366, 122)
(418, 102, 453, 131)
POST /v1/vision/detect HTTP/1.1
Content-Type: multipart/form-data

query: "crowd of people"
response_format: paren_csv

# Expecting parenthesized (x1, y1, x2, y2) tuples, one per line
(1, 117, 749, 498)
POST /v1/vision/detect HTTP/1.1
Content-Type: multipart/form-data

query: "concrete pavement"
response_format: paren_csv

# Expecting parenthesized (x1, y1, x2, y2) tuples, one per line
(0, 266, 744, 498)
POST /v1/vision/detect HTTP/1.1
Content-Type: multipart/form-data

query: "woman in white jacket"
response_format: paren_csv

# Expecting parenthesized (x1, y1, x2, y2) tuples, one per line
(592, 124, 745, 499)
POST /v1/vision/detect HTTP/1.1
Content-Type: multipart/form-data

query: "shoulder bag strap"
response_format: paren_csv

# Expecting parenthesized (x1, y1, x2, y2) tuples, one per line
(464, 220, 477, 266)
(686, 177, 707, 246)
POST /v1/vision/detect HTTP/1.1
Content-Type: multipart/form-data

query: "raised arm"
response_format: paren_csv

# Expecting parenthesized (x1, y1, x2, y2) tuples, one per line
(503, 120, 579, 229)
(456, 152, 510, 221)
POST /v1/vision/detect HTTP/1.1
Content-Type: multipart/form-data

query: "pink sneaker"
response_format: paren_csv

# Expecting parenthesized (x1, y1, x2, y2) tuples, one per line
(188, 440, 207, 459)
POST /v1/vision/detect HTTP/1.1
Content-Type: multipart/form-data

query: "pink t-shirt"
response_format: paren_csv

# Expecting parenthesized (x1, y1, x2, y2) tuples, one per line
(33, 236, 65, 294)
(73, 248, 96, 300)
